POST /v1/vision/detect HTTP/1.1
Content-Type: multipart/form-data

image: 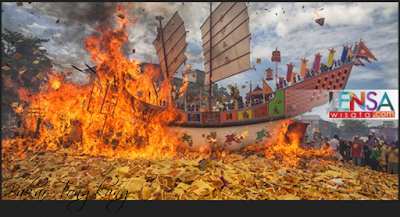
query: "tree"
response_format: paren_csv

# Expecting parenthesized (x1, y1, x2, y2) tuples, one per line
(185, 79, 207, 105)
(339, 120, 370, 138)
(2, 29, 53, 101)
(212, 83, 231, 104)
(2, 29, 54, 138)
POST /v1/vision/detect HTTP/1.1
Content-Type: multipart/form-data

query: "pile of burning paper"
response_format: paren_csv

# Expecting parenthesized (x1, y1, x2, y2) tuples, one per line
(2, 150, 398, 200)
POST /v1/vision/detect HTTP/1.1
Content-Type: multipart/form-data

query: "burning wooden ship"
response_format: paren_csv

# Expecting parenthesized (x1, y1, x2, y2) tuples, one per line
(151, 2, 378, 151)
(3, 3, 377, 156)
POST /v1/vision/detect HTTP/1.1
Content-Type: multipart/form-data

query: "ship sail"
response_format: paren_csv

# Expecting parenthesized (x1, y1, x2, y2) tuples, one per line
(200, 2, 251, 85)
(153, 12, 188, 78)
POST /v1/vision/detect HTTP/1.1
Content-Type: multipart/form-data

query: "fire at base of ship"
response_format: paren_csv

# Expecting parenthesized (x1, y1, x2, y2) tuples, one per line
(1, 3, 361, 165)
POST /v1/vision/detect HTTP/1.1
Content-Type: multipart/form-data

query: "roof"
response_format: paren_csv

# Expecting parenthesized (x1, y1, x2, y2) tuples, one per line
(246, 85, 264, 97)
(252, 85, 263, 92)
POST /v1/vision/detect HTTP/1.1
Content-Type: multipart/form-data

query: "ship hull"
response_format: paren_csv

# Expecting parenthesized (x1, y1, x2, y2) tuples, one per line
(169, 63, 354, 150)
(170, 119, 302, 151)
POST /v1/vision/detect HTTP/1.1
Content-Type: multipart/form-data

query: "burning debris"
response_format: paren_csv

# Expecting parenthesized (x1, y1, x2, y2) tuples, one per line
(2, 3, 397, 201)
(4, 4, 183, 160)
(2, 148, 398, 200)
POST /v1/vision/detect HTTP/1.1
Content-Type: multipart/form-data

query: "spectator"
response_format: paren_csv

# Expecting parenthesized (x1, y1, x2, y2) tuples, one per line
(380, 140, 388, 172)
(330, 135, 342, 161)
(330, 135, 340, 152)
(302, 135, 309, 149)
(344, 139, 351, 161)
(368, 131, 378, 147)
(310, 140, 315, 149)
(387, 142, 398, 174)
(370, 144, 383, 171)
(350, 135, 364, 166)
(313, 130, 323, 150)
(339, 138, 348, 161)
(362, 142, 372, 168)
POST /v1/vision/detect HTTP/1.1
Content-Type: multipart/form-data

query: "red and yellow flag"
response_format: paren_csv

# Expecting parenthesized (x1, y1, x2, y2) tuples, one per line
(356, 40, 378, 61)
(263, 79, 273, 94)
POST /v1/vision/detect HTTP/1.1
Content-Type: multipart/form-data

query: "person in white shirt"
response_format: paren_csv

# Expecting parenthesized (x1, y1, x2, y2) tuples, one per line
(330, 135, 343, 161)
(330, 135, 340, 151)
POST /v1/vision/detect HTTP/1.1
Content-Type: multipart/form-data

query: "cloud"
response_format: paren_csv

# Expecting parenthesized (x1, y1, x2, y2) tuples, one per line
(27, 22, 46, 29)
(1, 2, 398, 92)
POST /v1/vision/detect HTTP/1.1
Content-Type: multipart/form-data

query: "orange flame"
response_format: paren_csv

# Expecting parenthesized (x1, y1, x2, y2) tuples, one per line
(243, 119, 337, 167)
(2, 3, 338, 165)
(3, 3, 189, 160)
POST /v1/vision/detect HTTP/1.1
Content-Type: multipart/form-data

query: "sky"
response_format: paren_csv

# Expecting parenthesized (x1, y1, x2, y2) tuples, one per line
(2, 2, 399, 126)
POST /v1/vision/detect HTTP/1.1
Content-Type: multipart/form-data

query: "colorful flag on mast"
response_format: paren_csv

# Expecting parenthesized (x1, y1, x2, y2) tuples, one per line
(265, 68, 274, 80)
(355, 40, 378, 61)
(262, 79, 273, 94)
(286, 63, 294, 82)
(340, 46, 349, 63)
(327, 49, 336, 68)
(313, 53, 322, 72)
(300, 58, 308, 78)
(271, 49, 281, 62)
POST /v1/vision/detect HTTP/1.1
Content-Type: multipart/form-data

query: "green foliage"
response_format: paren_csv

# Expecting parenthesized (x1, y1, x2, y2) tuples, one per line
(185, 79, 207, 104)
(212, 83, 231, 104)
(2, 29, 53, 100)
(339, 120, 370, 138)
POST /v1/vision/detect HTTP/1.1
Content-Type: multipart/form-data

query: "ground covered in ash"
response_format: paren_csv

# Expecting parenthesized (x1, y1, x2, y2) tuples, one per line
(2, 148, 398, 201)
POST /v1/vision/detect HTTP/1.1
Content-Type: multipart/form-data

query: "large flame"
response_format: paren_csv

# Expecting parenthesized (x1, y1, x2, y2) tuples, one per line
(3, 4, 189, 160)
(2, 4, 338, 166)
(243, 119, 337, 167)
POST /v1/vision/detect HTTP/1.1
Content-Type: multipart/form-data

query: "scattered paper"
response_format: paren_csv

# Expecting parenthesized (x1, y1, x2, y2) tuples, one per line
(116, 13, 125, 19)
(1, 146, 398, 201)
(19, 67, 27, 74)
(36, 72, 45, 80)
(13, 53, 22, 59)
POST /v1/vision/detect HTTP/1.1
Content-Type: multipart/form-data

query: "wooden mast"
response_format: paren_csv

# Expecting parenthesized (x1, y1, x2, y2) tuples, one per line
(208, 2, 213, 112)
(156, 16, 169, 78)
(156, 15, 171, 105)
(275, 47, 278, 89)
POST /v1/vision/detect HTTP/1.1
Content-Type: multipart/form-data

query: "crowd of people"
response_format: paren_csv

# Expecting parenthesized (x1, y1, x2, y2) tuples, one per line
(175, 94, 276, 112)
(302, 131, 398, 174)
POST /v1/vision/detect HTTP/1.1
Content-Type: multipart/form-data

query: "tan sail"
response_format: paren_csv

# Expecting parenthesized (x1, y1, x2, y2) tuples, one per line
(200, 2, 251, 85)
(153, 12, 188, 78)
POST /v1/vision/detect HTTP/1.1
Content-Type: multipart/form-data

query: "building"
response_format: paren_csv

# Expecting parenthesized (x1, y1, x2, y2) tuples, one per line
(245, 85, 263, 104)
(186, 69, 205, 84)
(382, 121, 395, 128)
(369, 121, 398, 142)
(299, 115, 340, 139)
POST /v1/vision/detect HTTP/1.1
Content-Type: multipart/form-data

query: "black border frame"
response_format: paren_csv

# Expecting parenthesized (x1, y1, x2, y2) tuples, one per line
(1, 1, 399, 217)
